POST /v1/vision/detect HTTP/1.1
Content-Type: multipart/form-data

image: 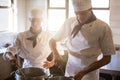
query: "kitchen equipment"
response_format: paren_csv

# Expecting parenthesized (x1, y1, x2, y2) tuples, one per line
(47, 76, 74, 80)
(15, 67, 47, 80)
(0, 53, 13, 80)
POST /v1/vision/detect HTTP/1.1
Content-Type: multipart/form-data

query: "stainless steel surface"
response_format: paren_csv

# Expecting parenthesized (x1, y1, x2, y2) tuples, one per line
(15, 67, 46, 80)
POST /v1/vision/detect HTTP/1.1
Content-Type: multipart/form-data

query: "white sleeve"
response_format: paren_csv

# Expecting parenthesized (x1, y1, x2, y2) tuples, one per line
(99, 24, 115, 55)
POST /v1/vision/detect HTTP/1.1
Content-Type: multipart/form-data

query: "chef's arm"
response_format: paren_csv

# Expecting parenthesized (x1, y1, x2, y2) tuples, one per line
(3, 35, 20, 61)
(75, 55, 111, 80)
(49, 38, 63, 68)
(43, 52, 55, 68)
(49, 38, 61, 59)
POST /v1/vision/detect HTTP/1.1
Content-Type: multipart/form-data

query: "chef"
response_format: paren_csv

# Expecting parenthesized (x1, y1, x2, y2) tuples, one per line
(49, 0, 115, 80)
(3, 8, 54, 75)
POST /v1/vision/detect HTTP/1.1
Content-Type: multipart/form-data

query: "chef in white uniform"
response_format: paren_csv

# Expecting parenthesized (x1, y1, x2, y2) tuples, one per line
(49, 0, 115, 80)
(3, 8, 54, 75)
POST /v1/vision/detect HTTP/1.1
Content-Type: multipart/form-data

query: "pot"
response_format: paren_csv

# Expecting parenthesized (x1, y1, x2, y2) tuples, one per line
(47, 76, 74, 80)
(15, 67, 47, 80)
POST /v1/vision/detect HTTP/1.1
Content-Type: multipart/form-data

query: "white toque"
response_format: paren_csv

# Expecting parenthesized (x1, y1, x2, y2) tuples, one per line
(71, 0, 92, 11)
(29, 8, 43, 18)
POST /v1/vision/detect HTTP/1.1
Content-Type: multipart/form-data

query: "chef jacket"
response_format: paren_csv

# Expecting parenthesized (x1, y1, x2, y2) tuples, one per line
(52, 17, 115, 80)
(6, 30, 52, 75)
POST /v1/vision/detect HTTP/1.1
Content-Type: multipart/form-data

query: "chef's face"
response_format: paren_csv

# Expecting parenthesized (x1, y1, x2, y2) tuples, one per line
(30, 18, 42, 29)
(75, 9, 92, 24)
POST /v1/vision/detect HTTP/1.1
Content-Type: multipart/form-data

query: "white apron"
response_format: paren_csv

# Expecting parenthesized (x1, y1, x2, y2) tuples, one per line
(65, 30, 99, 80)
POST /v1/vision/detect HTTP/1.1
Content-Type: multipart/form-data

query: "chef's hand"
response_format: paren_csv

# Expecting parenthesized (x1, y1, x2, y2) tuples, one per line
(3, 52, 17, 66)
(43, 60, 55, 69)
(74, 70, 86, 80)
(10, 58, 18, 66)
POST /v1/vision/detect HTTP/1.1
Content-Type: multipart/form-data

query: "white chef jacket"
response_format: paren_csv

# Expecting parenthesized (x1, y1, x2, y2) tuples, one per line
(6, 30, 52, 75)
(53, 17, 115, 80)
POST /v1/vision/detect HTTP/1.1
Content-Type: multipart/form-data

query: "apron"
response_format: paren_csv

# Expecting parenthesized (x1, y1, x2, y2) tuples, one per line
(65, 30, 99, 80)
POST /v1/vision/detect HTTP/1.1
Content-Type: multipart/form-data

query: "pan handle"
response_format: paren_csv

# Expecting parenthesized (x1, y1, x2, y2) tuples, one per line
(10, 71, 15, 76)
(45, 74, 53, 80)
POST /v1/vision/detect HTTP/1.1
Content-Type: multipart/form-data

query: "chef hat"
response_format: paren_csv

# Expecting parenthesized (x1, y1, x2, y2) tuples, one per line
(72, 0, 92, 11)
(29, 8, 43, 18)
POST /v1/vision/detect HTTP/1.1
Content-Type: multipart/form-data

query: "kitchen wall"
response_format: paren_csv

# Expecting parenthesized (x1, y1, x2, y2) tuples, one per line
(16, 0, 26, 32)
(110, 0, 120, 45)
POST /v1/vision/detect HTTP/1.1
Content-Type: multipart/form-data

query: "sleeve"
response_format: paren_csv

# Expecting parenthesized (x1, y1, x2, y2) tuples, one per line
(99, 24, 115, 55)
(53, 19, 71, 42)
(6, 34, 21, 56)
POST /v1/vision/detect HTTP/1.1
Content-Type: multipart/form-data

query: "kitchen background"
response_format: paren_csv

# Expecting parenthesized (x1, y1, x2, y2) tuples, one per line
(0, 0, 120, 80)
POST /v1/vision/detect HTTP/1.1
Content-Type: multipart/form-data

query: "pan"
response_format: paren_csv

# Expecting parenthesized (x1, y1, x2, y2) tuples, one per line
(15, 67, 47, 80)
